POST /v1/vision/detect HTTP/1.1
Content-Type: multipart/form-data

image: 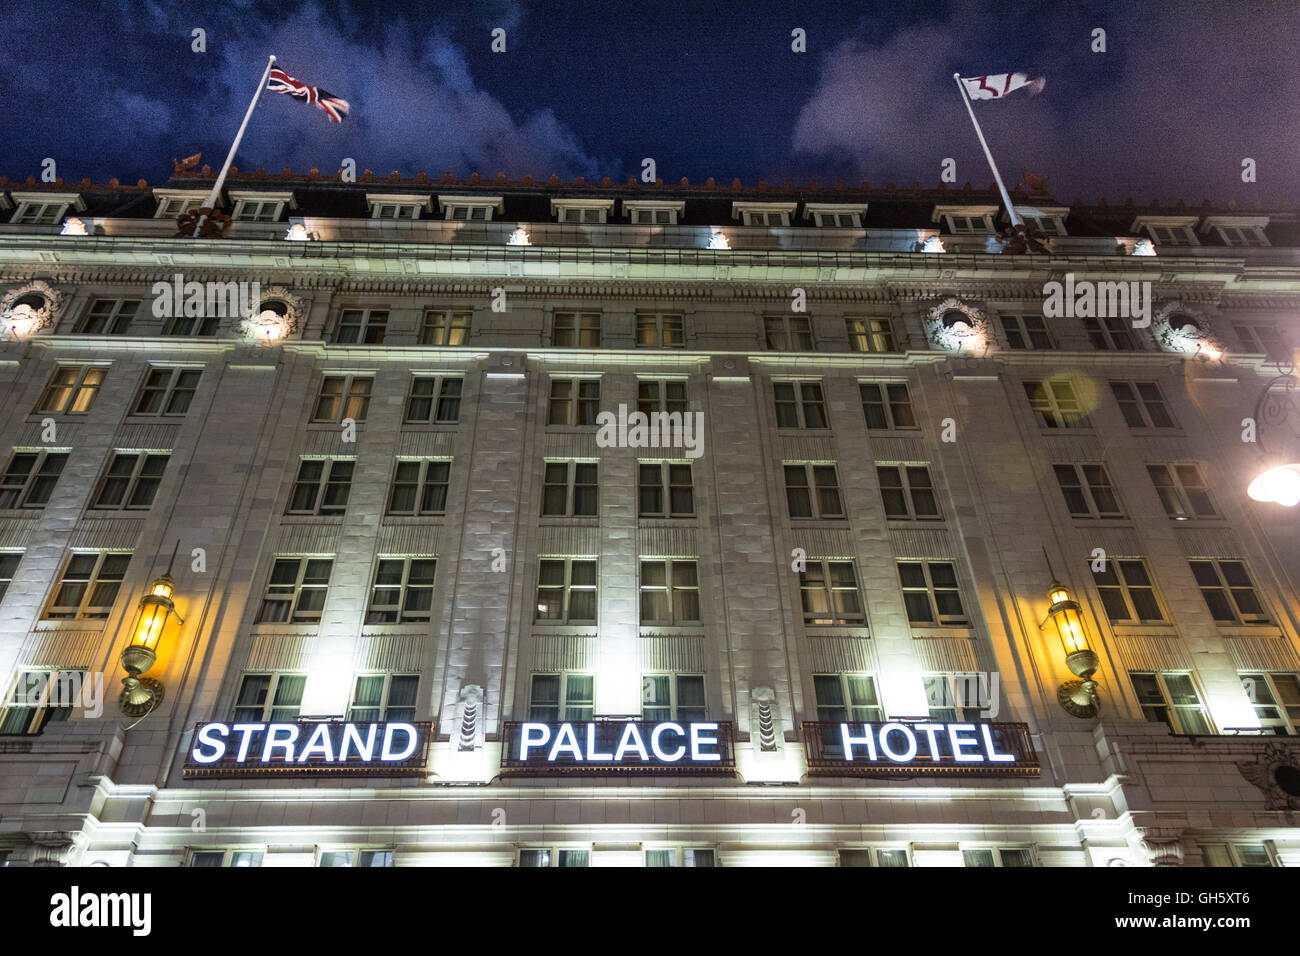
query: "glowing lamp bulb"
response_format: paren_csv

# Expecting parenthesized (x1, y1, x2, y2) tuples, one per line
(1247, 464, 1300, 506)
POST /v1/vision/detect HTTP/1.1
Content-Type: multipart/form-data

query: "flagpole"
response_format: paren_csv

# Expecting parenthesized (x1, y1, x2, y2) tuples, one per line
(953, 73, 1022, 230)
(193, 55, 277, 237)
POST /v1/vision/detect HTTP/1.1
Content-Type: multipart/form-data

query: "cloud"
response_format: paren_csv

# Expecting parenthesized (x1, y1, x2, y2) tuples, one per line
(792, 4, 1300, 203)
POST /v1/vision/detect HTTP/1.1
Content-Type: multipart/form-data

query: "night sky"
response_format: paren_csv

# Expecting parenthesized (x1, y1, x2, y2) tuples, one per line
(3, 0, 1298, 204)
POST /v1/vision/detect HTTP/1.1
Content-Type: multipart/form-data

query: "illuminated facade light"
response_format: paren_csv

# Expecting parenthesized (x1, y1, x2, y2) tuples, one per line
(708, 230, 730, 250)
(1043, 580, 1099, 718)
(284, 222, 310, 241)
(1131, 238, 1157, 255)
(1248, 464, 1300, 506)
(507, 226, 531, 246)
(60, 217, 88, 236)
(119, 549, 183, 720)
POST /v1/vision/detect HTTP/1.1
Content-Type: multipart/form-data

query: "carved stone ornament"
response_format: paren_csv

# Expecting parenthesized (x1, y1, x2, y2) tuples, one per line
(1134, 826, 1185, 867)
(0, 280, 64, 335)
(236, 286, 305, 343)
(1237, 741, 1300, 810)
(1152, 301, 1222, 357)
(925, 297, 989, 351)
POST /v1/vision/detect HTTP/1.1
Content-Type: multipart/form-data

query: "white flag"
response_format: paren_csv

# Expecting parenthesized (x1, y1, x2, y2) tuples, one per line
(961, 73, 1046, 100)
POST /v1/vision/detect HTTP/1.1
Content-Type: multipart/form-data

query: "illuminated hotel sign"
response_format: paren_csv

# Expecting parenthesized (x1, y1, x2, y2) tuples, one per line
(802, 721, 1040, 778)
(182, 721, 432, 778)
(500, 721, 736, 775)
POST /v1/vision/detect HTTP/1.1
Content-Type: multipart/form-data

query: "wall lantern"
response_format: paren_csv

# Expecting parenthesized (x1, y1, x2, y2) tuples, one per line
(119, 545, 184, 719)
(1042, 577, 1100, 718)
(1246, 362, 1300, 506)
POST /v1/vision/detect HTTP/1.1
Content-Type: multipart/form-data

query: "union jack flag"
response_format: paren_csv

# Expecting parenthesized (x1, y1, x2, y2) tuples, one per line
(267, 67, 350, 123)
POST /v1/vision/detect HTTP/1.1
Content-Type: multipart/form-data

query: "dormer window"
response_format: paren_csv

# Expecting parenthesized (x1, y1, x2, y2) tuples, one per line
(804, 203, 867, 228)
(932, 205, 998, 234)
(437, 195, 503, 222)
(1014, 206, 1069, 236)
(1202, 216, 1270, 247)
(230, 190, 296, 223)
(624, 201, 685, 226)
(733, 202, 796, 227)
(552, 199, 614, 224)
(1132, 216, 1199, 246)
(9, 192, 84, 225)
(366, 193, 435, 221)
(152, 189, 208, 220)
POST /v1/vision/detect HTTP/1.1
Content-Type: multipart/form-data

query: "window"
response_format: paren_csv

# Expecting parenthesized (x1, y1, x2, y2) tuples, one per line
(1130, 672, 1211, 734)
(963, 848, 1035, 868)
(642, 674, 706, 721)
(0, 668, 82, 735)
(44, 552, 131, 619)
(838, 849, 909, 868)
(646, 848, 716, 867)
(349, 674, 419, 721)
(441, 200, 498, 222)
(320, 850, 394, 867)
(765, 315, 814, 351)
(74, 299, 138, 335)
(547, 378, 600, 426)
(1190, 561, 1268, 624)
(1199, 844, 1277, 867)
(737, 206, 792, 227)
(552, 312, 601, 348)
(0, 451, 67, 509)
(846, 317, 896, 353)
(312, 375, 372, 423)
(404, 376, 461, 423)
(286, 458, 353, 516)
(799, 560, 865, 625)
(232, 673, 305, 722)
(1093, 559, 1165, 623)
(1024, 379, 1088, 428)
(420, 309, 471, 346)
(1240, 673, 1300, 735)
(1233, 323, 1285, 357)
(36, 365, 107, 414)
(814, 674, 884, 754)
(899, 561, 967, 625)
(1111, 381, 1175, 429)
(134, 368, 201, 415)
(1147, 464, 1216, 518)
(529, 673, 594, 721)
(877, 465, 940, 520)
(555, 204, 608, 224)
(626, 202, 682, 225)
(232, 198, 285, 222)
(1000, 314, 1052, 350)
(1084, 315, 1137, 351)
(90, 452, 168, 510)
(0, 552, 19, 600)
(773, 381, 828, 429)
(923, 674, 985, 721)
(519, 849, 590, 867)
(189, 851, 264, 868)
(162, 312, 219, 336)
(334, 309, 388, 345)
(784, 464, 843, 519)
(1021, 214, 1064, 235)
(534, 559, 597, 623)
(371, 203, 420, 220)
(1053, 464, 1123, 518)
(542, 461, 598, 516)
(365, 556, 436, 623)
(255, 557, 333, 624)
(860, 383, 917, 429)
(1215, 225, 1269, 246)
(12, 201, 70, 225)
(636, 313, 684, 348)
(639, 560, 701, 624)
(1144, 223, 1196, 245)
(387, 459, 450, 515)
(153, 192, 204, 219)
(637, 380, 687, 416)
(639, 462, 694, 517)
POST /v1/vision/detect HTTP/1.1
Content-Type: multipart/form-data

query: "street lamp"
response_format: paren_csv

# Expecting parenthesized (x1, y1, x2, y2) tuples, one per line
(1246, 362, 1299, 506)
(1043, 578, 1100, 718)
(119, 546, 184, 719)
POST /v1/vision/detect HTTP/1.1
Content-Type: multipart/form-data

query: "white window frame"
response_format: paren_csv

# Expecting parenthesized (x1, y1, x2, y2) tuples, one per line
(366, 193, 434, 220)
(312, 374, 373, 423)
(255, 557, 333, 624)
(1190, 560, 1269, 625)
(366, 557, 437, 623)
(638, 461, 694, 518)
(623, 201, 685, 225)
(876, 464, 941, 520)
(333, 308, 389, 345)
(1084, 314, 1139, 351)
(318, 849, 394, 867)
(635, 312, 685, 348)
(932, 204, 998, 234)
(813, 673, 884, 725)
(764, 314, 815, 351)
(1093, 558, 1167, 624)
(35, 364, 109, 415)
(518, 848, 591, 867)
(638, 559, 701, 625)
(783, 462, 843, 520)
(1132, 216, 1199, 246)
(860, 382, 917, 430)
(1012, 206, 1069, 236)
(1147, 463, 1216, 518)
(999, 313, 1054, 350)
(534, 559, 597, 624)
(846, 317, 897, 353)
(0, 550, 21, 600)
(551, 199, 614, 224)
(773, 380, 829, 429)
(403, 375, 462, 424)
(134, 367, 201, 416)
(89, 451, 169, 511)
(804, 203, 867, 228)
(1198, 843, 1279, 867)
(546, 377, 601, 426)
(1053, 463, 1124, 519)
(1129, 671, 1212, 735)
(962, 847, 1036, 867)
(43, 551, 132, 620)
(0, 449, 68, 509)
(837, 848, 910, 868)
(436, 195, 503, 222)
(528, 672, 594, 721)
(732, 202, 796, 227)
(285, 457, 354, 516)
(640, 674, 707, 722)
(1024, 379, 1089, 429)
(232, 672, 305, 723)
(420, 309, 471, 346)
(799, 560, 866, 626)
(552, 311, 601, 348)
(644, 847, 717, 867)
(636, 379, 688, 416)
(0, 667, 85, 735)
(348, 673, 420, 721)
(923, 673, 986, 722)
(1239, 673, 1300, 735)
(898, 561, 968, 626)
(75, 298, 139, 335)
(1111, 381, 1176, 429)
(228, 190, 295, 223)
(541, 460, 599, 517)
(9, 191, 83, 225)
(386, 458, 451, 516)
(1201, 216, 1270, 247)
(152, 189, 208, 220)
(188, 850, 265, 868)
